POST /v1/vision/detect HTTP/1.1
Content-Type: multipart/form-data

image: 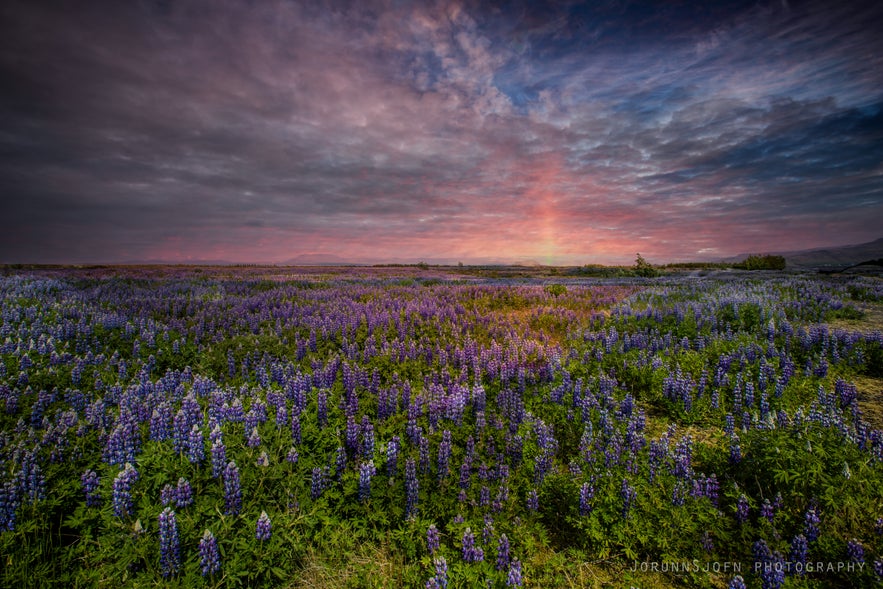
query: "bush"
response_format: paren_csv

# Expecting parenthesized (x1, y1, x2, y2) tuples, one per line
(736, 255, 786, 271)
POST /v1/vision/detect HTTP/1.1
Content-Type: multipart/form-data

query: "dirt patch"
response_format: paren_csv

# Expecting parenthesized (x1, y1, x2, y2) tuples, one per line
(827, 301, 883, 335)
(852, 375, 883, 430)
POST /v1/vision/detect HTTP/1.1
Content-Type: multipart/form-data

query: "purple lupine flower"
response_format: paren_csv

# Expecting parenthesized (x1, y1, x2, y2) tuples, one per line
(459, 462, 471, 490)
(620, 478, 636, 519)
(579, 482, 594, 516)
(317, 389, 328, 428)
(462, 527, 483, 562)
(430, 556, 448, 589)
(223, 461, 242, 515)
(199, 529, 221, 576)
(405, 458, 419, 518)
(335, 446, 347, 480)
(727, 576, 746, 589)
(876, 517, 883, 536)
(804, 507, 820, 542)
(112, 463, 138, 518)
(874, 559, 883, 578)
(482, 515, 494, 544)
(311, 466, 328, 500)
(479, 486, 490, 507)
(752, 539, 785, 589)
(361, 416, 375, 457)
(160, 483, 175, 506)
(81, 470, 100, 507)
(176, 477, 193, 508)
(437, 430, 452, 481)
(345, 416, 359, 456)
(0, 481, 19, 531)
(387, 436, 399, 478)
(158, 507, 180, 577)
(736, 494, 749, 524)
(291, 413, 301, 445)
(186, 424, 205, 464)
(427, 523, 440, 555)
(209, 434, 227, 476)
(419, 433, 430, 474)
(256, 511, 272, 541)
(286, 447, 299, 464)
(847, 539, 864, 564)
(527, 489, 539, 512)
(729, 436, 742, 465)
(358, 460, 376, 502)
(701, 531, 714, 553)
(507, 558, 523, 587)
(255, 450, 269, 467)
(789, 535, 808, 575)
(496, 533, 510, 571)
(247, 426, 261, 448)
(760, 499, 774, 523)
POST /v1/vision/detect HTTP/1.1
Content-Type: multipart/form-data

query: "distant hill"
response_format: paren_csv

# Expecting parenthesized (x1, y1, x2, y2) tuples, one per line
(280, 253, 349, 266)
(727, 238, 883, 270)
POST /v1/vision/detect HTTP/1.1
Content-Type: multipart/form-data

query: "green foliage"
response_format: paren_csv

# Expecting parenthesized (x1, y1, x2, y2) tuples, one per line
(634, 253, 660, 277)
(543, 284, 567, 298)
(736, 254, 787, 271)
(3, 271, 883, 588)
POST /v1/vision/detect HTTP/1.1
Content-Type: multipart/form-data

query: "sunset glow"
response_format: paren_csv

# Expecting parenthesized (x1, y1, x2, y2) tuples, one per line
(1, 1, 882, 264)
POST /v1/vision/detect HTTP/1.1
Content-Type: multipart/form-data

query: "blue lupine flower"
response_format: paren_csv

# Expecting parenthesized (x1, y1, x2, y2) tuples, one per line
(507, 558, 523, 587)
(752, 539, 785, 589)
(310, 466, 326, 500)
(427, 523, 440, 555)
(579, 482, 594, 516)
(187, 424, 205, 464)
(112, 463, 138, 518)
(760, 499, 774, 523)
(247, 426, 261, 448)
(256, 511, 272, 541)
(0, 480, 20, 531)
(199, 529, 221, 576)
(81, 470, 101, 507)
(804, 507, 820, 542)
(846, 539, 864, 564)
(462, 527, 483, 562)
(527, 489, 539, 512)
(387, 436, 399, 477)
(335, 446, 347, 480)
(620, 478, 636, 519)
(437, 430, 452, 481)
(429, 556, 448, 589)
(160, 483, 175, 506)
(211, 438, 227, 479)
(496, 533, 510, 571)
(405, 458, 419, 518)
(223, 461, 242, 515)
(158, 507, 180, 577)
(358, 460, 376, 502)
(727, 576, 746, 589)
(736, 494, 749, 524)
(175, 477, 193, 508)
(789, 534, 808, 576)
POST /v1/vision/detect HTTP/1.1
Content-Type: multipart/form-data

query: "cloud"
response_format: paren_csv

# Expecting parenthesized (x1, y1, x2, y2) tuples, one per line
(0, 0, 881, 263)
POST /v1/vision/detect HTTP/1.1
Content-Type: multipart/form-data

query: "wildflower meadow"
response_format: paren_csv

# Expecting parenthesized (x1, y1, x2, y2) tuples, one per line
(1, 266, 882, 588)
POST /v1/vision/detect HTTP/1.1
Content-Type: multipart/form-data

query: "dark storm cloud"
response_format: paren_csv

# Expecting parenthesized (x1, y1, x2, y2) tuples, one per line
(1, 0, 881, 263)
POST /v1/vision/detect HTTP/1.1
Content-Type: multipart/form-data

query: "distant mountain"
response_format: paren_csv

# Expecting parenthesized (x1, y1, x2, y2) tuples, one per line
(726, 238, 883, 269)
(280, 253, 349, 266)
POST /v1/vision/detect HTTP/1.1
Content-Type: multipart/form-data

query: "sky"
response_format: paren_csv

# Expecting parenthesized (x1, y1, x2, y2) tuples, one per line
(1, 0, 882, 265)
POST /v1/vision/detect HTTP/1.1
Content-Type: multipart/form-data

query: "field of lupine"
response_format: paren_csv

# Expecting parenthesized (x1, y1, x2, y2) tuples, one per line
(1, 266, 883, 588)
